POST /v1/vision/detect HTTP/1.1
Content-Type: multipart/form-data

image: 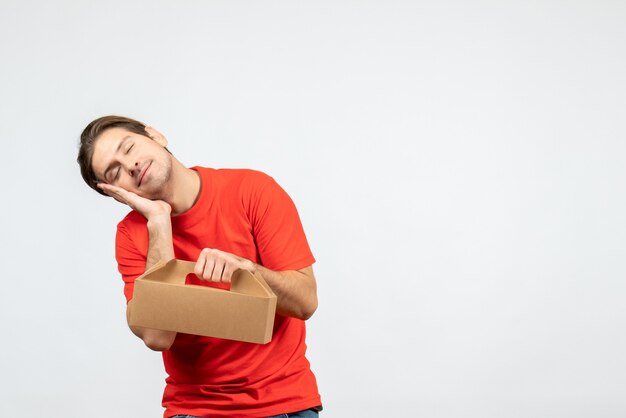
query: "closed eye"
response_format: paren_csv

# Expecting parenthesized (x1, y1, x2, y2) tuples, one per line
(126, 144, 134, 154)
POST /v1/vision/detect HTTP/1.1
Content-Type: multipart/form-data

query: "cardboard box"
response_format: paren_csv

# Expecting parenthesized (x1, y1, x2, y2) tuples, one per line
(128, 259, 277, 344)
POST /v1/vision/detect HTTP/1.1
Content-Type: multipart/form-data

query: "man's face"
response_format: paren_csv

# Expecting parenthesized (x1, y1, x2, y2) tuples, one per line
(91, 127, 173, 199)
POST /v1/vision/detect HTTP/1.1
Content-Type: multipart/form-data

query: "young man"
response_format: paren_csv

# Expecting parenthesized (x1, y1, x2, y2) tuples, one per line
(77, 116, 322, 418)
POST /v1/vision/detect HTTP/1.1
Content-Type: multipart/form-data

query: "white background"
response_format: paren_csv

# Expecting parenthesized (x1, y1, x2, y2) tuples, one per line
(1, 1, 625, 417)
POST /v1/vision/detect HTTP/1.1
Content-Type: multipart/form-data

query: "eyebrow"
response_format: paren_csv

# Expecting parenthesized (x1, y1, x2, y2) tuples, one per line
(102, 136, 131, 182)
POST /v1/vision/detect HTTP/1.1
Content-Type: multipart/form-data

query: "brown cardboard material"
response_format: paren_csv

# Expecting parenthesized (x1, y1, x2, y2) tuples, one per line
(128, 259, 277, 344)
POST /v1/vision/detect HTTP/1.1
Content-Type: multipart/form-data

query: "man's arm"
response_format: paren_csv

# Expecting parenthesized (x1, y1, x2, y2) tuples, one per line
(194, 248, 318, 320)
(100, 183, 178, 352)
(252, 265, 317, 320)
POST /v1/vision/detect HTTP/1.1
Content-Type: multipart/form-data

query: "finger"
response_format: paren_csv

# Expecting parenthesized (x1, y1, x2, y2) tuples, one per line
(98, 183, 122, 194)
(100, 183, 137, 199)
(97, 183, 115, 197)
(222, 265, 236, 284)
(213, 261, 226, 282)
(194, 253, 207, 278)
(103, 189, 127, 205)
(203, 258, 216, 281)
(98, 183, 130, 204)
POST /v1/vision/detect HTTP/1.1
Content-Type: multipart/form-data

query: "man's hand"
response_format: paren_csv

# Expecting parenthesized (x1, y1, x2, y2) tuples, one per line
(98, 183, 171, 220)
(194, 248, 255, 283)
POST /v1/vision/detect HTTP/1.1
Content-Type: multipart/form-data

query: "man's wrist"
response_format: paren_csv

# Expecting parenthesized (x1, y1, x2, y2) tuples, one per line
(147, 214, 172, 228)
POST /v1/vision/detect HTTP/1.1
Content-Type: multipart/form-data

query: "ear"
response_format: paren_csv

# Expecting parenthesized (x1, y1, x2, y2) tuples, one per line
(144, 126, 169, 147)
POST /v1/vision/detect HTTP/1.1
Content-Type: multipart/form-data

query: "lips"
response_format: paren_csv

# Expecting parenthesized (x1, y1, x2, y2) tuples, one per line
(138, 161, 152, 187)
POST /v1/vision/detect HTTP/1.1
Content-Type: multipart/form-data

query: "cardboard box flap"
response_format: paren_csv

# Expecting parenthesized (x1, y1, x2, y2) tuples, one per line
(230, 269, 275, 297)
(141, 258, 169, 276)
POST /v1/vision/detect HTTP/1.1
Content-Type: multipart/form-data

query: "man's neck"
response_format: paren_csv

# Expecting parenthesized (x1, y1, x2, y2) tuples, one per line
(166, 162, 201, 216)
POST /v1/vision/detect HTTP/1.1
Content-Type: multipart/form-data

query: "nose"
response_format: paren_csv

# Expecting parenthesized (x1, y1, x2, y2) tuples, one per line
(127, 161, 139, 177)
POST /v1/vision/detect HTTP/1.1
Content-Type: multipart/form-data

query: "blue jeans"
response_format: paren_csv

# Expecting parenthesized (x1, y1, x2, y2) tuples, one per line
(267, 408, 319, 418)
(172, 408, 319, 418)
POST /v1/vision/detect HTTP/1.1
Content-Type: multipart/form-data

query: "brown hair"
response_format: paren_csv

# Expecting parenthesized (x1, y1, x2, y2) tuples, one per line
(77, 115, 149, 196)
